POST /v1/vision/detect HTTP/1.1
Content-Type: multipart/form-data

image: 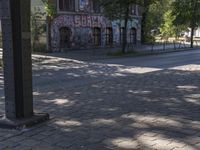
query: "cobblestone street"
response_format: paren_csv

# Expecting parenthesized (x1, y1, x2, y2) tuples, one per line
(0, 49, 200, 150)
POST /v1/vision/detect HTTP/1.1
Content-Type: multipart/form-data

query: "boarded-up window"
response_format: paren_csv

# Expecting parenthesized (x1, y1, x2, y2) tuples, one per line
(60, 27, 71, 48)
(120, 27, 125, 45)
(130, 28, 137, 44)
(93, 27, 101, 46)
(105, 28, 113, 45)
(93, 1, 101, 13)
(59, 0, 75, 11)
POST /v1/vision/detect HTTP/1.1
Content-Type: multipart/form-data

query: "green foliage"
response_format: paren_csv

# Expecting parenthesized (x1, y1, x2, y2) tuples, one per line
(140, 0, 159, 43)
(159, 10, 175, 40)
(42, 0, 56, 17)
(32, 43, 47, 52)
(98, 0, 142, 53)
(99, 0, 141, 20)
(41, 0, 56, 52)
(172, 0, 200, 27)
(172, 0, 200, 47)
(31, 12, 46, 52)
(141, 0, 172, 43)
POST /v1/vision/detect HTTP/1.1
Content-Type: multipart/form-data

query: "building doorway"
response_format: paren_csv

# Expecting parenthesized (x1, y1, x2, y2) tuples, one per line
(130, 28, 137, 44)
(93, 27, 101, 46)
(105, 27, 113, 46)
(120, 27, 125, 45)
(59, 27, 71, 49)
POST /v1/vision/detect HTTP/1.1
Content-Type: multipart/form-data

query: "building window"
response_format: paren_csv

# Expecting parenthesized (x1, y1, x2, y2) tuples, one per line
(59, 27, 72, 48)
(93, 1, 101, 13)
(59, 0, 75, 11)
(131, 5, 137, 15)
(105, 28, 113, 45)
(93, 27, 101, 46)
(130, 28, 137, 44)
(120, 27, 125, 44)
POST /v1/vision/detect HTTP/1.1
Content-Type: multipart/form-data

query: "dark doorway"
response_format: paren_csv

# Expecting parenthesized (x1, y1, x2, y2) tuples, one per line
(120, 27, 125, 45)
(93, 27, 101, 46)
(105, 27, 113, 46)
(60, 27, 71, 49)
(130, 28, 137, 44)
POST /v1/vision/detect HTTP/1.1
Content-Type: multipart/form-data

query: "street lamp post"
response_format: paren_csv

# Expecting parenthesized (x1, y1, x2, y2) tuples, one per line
(0, 0, 49, 129)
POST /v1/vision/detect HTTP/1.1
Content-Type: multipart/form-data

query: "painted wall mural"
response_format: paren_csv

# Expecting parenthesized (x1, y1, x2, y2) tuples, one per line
(79, 0, 90, 12)
(112, 21, 120, 44)
(51, 14, 141, 51)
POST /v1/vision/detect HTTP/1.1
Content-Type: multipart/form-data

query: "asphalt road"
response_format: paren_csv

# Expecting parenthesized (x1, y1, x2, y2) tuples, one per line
(97, 48, 200, 69)
(31, 48, 200, 91)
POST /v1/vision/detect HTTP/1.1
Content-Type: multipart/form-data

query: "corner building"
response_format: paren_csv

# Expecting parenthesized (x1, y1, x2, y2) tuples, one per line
(49, 0, 142, 51)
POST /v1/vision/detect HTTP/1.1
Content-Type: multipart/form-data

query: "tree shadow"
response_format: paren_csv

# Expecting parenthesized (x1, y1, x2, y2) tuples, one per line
(0, 54, 200, 149)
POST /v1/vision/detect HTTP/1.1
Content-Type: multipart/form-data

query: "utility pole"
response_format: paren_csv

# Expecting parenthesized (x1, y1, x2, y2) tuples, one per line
(0, 0, 49, 129)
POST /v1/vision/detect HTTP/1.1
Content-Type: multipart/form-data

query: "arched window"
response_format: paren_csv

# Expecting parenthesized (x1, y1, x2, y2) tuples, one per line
(93, 0, 101, 13)
(59, 27, 72, 48)
(59, 0, 75, 11)
(93, 27, 101, 46)
(120, 27, 125, 45)
(130, 28, 137, 44)
(105, 27, 113, 46)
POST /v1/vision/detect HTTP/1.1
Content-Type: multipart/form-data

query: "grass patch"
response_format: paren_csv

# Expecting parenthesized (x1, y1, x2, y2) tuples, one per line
(107, 50, 138, 56)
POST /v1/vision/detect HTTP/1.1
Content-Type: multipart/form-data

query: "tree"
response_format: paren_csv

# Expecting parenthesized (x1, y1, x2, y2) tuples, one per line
(140, 0, 158, 43)
(42, 0, 56, 52)
(140, 0, 171, 43)
(172, 0, 200, 48)
(31, 11, 46, 51)
(99, 0, 142, 53)
(159, 10, 176, 40)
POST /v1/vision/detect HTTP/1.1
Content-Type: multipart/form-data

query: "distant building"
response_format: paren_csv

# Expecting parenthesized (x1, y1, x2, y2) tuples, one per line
(48, 0, 142, 51)
(194, 28, 200, 38)
(184, 27, 200, 38)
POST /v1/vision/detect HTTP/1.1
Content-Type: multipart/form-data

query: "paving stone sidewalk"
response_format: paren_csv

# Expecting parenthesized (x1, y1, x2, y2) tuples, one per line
(41, 44, 200, 61)
(0, 53, 200, 150)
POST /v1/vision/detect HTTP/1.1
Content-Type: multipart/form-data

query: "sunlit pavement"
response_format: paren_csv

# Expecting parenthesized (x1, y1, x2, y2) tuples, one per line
(0, 49, 200, 149)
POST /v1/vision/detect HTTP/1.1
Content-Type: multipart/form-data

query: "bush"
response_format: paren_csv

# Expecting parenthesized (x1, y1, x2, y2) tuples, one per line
(32, 43, 47, 53)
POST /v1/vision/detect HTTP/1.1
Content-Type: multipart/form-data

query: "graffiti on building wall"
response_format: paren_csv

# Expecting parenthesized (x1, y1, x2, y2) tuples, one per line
(73, 27, 93, 48)
(87, 16, 92, 27)
(82, 16, 87, 27)
(53, 15, 74, 27)
(112, 21, 120, 44)
(53, 15, 111, 29)
(79, 0, 90, 12)
(51, 14, 140, 51)
(101, 28, 106, 46)
(52, 14, 110, 50)
(75, 15, 81, 27)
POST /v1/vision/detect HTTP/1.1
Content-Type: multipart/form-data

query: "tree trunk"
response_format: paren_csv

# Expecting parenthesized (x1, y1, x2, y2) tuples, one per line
(190, 26, 194, 48)
(141, 1, 150, 43)
(122, 7, 129, 53)
(141, 11, 147, 43)
(47, 16, 52, 52)
(190, 0, 198, 48)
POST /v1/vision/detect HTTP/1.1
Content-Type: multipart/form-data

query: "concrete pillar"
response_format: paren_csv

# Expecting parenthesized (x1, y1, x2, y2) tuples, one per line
(0, 0, 49, 129)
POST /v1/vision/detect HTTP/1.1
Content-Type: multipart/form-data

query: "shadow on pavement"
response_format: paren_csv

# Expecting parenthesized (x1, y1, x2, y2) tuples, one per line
(0, 54, 200, 149)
